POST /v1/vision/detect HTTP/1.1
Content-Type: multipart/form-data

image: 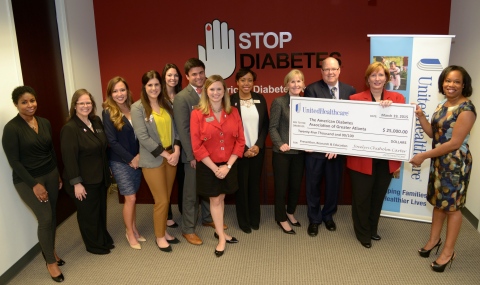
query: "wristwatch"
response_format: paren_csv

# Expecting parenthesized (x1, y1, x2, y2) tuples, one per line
(227, 164, 232, 169)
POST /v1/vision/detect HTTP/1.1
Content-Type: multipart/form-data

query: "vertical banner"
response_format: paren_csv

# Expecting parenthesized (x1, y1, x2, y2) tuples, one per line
(368, 35, 454, 222)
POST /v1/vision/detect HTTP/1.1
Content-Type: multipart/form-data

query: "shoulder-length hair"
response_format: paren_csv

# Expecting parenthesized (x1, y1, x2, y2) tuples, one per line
(365, 62, 391, 87)
(438, 65, 473, 97)
(197, 75, 232, 115)
(68, 89, 97, 121)
(102, 76, 133, 131)
(161, 63, 183, 97)
(140, 70, 173, 119)
(283, 69, 305, 89)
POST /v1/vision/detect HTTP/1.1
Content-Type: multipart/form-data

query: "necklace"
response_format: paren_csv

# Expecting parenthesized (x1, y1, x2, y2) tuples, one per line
(26, 118, 37, 131)
(211, 105, 223, 113)
(240, 98, 254, 108)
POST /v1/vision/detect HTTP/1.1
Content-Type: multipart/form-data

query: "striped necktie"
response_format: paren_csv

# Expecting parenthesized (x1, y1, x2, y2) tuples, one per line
(330, 87, 337, 99)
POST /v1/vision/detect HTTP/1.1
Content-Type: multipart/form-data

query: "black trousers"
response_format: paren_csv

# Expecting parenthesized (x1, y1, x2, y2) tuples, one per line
(168, 164, 184, 219)
(350, 159, 392, 243)
(272, 151, 305, 222)
(235, 148, 265, 230)
(14, 168, 59, 264)
(65, 181, 113, 254)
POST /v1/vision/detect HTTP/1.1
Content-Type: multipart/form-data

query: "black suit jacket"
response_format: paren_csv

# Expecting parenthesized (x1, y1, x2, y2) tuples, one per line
(230, 92, 269, 152)
(60, 115, 110, 187)
(304, 80, 356, 159)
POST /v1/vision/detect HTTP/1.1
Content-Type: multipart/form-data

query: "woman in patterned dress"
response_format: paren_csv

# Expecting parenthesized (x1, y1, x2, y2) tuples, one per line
(410, 65, 476, 272)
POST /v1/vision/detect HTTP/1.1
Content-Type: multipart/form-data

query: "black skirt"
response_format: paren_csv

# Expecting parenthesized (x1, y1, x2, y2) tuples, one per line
(196, 160, 238, 197)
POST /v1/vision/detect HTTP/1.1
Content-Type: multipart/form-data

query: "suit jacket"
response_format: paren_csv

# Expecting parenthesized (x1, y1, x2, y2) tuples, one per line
(230, 92, 269, 152)
(60, 115, 110, 187)
(346, 90, 405, 175)
(173, 85, 200, 163)
(304, 79, 356, 159)
(269, 93, 302, 154)
(190, 107, 245, 162)
(102, 109, 139, 164)
(131, 100, 180, 168)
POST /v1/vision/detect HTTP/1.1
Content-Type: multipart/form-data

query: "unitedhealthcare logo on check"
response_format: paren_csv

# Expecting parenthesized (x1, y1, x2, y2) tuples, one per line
(417, 58, 443, 71)
(295, 103, 301, 113)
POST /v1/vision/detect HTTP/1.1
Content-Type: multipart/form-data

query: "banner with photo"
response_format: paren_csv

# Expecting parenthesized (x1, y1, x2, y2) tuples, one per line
(368, 35, 455, 222)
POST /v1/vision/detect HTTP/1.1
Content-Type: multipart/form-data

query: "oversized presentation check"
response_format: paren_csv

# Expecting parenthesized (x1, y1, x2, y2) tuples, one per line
(289, 97, 416, 161)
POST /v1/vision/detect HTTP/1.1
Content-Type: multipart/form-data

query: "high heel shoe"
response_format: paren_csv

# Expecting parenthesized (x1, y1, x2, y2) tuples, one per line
(431, 252, 455, 272)
(276, 221, 295, 235)
(126, 233, 141, 250)
(46, 263, 64, 282)
(214, 249, 224, 257)
(214, 232, 239, 243)
(287, 216, 301, 227)
(42, 252, 65, 266)
(418, 239, 442, 258)
(155, 240, 172, 252)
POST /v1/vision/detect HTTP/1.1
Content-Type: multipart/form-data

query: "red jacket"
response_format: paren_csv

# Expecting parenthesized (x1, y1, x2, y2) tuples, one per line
(191, 107, 245, 163)
(346, 90, 405, 175)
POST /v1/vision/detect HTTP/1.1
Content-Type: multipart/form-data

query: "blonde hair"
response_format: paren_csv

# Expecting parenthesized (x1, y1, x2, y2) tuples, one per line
(197, 75, 232, 115)
(102, 76, 133, 131)
(284, 69, 305, 89)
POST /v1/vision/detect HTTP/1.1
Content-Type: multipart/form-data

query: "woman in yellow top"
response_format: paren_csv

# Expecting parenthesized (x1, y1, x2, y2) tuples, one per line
(131, 70, 181, 252)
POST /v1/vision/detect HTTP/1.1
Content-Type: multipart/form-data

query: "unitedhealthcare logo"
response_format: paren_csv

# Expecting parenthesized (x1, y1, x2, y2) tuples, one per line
(417, 58, 443, 71)
(295, 103, 301, 113)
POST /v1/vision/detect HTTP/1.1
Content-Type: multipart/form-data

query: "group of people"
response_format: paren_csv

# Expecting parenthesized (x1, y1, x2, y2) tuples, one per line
(2, 56, 475, 281)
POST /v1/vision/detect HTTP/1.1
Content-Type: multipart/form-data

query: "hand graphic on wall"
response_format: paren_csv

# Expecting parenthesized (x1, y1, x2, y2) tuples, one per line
(198, 20, 236, 79)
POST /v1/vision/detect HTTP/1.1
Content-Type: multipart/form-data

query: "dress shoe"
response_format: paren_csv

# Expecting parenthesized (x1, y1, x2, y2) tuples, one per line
(126, 233, 141, 250)
(371, 234, 381, 241)
(182, 233, 203, 245)
(419, 239, 442, 258)
(56, 259, 65, 266)
(307, 223, 319, 237)
(251, 225, 259, 230)
(276, 221, 295, 235)
(214, 232, 239, 243)
(361, 242, 372, 248)
(107, 244, 115, 250)
(431, 252, 455, 272)
(287, 216, 301, 227)
(167, 221, 179, 228)
(325, 220, 336, 231)
(136, 235, 147, 242)
(86, 248, 110, 255)
(167, 237, 180, 244)
(240, 227, 252, 233)
(155, 240, 172, 252)
(214, 249, 224, 257)
(46, 263, 64, 283)
(202, 222, 228, 230)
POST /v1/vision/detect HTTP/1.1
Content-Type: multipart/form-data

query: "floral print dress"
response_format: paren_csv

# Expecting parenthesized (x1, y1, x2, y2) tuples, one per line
(427, 99, 476, 211)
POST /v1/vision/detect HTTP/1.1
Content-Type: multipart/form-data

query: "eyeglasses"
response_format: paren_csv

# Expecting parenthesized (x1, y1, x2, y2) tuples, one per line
(322, 68, 339, 73)
(76, 102, 92, 107)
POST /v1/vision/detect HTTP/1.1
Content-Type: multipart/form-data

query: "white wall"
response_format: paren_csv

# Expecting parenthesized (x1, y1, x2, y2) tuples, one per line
(450, 0, 480, 231)
(0, 0, 40, 276)
(56, 0, 103, 116)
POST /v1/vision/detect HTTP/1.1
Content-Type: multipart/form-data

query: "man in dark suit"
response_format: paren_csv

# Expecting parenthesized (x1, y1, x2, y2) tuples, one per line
(303, 57, 356, 237)
(173, 58, 217, 245)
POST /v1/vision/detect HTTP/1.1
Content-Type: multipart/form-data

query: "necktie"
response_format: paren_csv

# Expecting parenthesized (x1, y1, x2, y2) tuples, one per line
(330, 87, 337, 99)
(195, 87, 202, 94)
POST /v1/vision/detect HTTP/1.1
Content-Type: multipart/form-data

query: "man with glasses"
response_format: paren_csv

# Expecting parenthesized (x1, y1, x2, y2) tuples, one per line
(303, 57, 356, 237)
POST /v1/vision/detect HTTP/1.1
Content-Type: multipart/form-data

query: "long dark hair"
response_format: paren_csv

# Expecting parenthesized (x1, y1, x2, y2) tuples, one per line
(161, 63, 183, 98)
(140, 70, 173, 118)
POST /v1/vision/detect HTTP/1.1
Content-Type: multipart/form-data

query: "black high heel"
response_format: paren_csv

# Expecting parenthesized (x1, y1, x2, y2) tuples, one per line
(276, 221, 295, 235)
(46, 263, 64, 282)
(418, 239, 442, 258)
(214, 232, 239, 243)
(42, 252, 65, 266)
(214, 249, 224, 257)
(431, 252, 455, 272)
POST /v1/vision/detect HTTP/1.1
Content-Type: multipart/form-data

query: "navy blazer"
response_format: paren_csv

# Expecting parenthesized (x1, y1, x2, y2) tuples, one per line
(230, 92, 269, 152)
(102, 109, 139, 164)
(304, 79, 356, 159)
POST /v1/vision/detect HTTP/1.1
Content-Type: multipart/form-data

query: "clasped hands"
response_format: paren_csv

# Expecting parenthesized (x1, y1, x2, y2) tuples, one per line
(244, 145, 260, 158)
(214, 165, 229, 179)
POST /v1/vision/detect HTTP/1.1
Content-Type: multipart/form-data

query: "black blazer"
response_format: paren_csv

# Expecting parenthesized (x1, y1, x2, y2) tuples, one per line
(102, 109, 139, 164)
(60, 115, 110, 187)
(230, 92, 269, 152)
(304, 80, 356, 159)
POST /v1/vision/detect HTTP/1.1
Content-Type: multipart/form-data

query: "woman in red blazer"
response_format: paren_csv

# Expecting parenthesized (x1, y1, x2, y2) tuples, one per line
(190, 75, 245, 257)
(347, 62, 405, 248)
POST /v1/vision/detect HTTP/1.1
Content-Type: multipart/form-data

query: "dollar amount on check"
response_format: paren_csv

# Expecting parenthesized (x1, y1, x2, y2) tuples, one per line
(289, 97, 416, 161)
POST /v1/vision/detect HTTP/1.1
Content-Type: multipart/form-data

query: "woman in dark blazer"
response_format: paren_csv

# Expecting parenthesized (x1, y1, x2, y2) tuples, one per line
(347, 62, 404, 248)
(269, 69, 306, 235)
(61, 89, 113, 255)
(230, 68, 269, 233)
(102, 76, 144, 250)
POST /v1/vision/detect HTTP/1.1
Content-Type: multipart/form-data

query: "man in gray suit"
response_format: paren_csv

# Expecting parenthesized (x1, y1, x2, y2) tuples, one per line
(304, 57, 356, 237)
(173, 58, 225, 245)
